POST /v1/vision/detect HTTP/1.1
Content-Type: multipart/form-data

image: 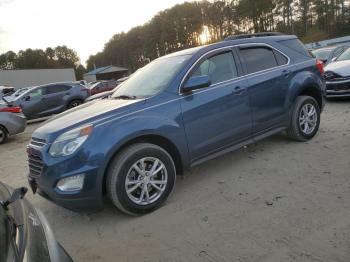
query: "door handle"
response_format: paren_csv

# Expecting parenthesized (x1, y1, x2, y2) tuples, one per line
(282, 69, 291, 77)
(232, 86, 244, 96)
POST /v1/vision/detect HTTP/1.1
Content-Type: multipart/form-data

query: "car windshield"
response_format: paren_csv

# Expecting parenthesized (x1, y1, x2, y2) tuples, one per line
(11, 88, 29, 97)
(312, 49, 332, 60)
(111, 55, 191, 98)
(336, 47, 350, 61)
(89, 83, 101, 89)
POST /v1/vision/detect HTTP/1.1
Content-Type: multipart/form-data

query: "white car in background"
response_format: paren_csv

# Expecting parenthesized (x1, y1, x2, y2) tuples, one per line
(324, 47, 350, 98)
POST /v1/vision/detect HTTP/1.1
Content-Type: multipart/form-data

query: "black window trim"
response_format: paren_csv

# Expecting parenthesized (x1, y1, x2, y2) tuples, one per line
(179, 43, 290, 95)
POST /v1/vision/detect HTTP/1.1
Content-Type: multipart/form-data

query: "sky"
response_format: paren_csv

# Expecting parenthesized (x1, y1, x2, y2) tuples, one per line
(0, 0, 192, 65)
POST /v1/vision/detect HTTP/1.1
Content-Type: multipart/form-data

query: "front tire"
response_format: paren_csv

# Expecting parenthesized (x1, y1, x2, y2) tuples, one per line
(287, 96, 320, 142)
(106, 143, 176, 215)
(0, 126, 8, 144)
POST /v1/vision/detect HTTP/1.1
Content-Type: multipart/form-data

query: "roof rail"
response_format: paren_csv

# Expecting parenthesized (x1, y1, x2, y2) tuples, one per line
(224, 32, 285, 41)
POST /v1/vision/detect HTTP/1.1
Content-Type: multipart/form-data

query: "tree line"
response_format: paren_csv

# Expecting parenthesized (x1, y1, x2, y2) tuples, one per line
(87, 0, 350, 72)
(0, 46, 85, 79)
(1, 0, 349, 77)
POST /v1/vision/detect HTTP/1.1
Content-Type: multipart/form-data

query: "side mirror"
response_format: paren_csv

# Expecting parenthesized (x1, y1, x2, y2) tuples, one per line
(321, 59, 328, 64)
(25, 95, 31, 101)
(181, 75, 211, 93)
(331, 57, 337, 62)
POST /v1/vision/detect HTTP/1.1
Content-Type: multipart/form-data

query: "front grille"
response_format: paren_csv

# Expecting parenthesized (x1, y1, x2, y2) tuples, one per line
(29, 137, 47, 148)
(28, 152, 44, 178)
(327, 82, 350, 91)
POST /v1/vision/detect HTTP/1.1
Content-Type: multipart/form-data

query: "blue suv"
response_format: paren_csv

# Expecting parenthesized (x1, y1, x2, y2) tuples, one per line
(27, 33, 326, 215)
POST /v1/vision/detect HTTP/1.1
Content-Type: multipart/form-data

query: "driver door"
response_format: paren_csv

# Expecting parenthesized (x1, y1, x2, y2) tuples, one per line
(21, 87, 46, 119)
(180, 49, 252, 163)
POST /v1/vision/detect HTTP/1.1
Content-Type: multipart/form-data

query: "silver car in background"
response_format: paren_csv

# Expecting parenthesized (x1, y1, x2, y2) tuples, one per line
(311, 45, 349, 65)
(4, 82, 90, 120)
(324, 47, 350, 98)
(0, 100, 26, 144)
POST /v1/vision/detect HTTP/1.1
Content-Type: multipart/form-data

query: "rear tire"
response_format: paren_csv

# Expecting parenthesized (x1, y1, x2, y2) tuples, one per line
(106, 143, 176, 216)
(0, 126, 8, 144)
(67, 99, 83, 109)
(287, 96, 320, 142)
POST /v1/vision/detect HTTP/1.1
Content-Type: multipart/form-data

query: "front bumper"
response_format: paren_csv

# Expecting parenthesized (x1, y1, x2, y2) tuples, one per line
(27, 143, 104, 212)
(326, 78, 350, 98)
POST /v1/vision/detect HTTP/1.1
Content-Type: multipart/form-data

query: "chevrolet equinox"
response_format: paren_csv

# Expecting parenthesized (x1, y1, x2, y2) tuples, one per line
(27, 33, 326, 215)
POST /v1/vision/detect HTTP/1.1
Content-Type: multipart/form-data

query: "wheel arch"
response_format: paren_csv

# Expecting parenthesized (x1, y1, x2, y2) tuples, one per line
(101, 134, 184, 195)
(287, 69, 325, 112)
(0, 124, 9, 134)
(297, 85, 323, 110)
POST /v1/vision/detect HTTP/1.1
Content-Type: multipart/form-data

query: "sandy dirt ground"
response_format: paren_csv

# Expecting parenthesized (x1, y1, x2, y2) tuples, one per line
(1, 100, 350, 262)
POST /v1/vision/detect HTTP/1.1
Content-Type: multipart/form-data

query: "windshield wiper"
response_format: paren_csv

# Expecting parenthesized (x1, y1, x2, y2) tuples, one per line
(113, 95, 137, 100)
(0, 187, 28, 262)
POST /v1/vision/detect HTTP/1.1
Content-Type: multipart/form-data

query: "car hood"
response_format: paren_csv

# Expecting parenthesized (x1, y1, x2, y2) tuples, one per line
(86, 90, 113, 101)
(325, 60, 350, 77)
(33, 98, 145, 141)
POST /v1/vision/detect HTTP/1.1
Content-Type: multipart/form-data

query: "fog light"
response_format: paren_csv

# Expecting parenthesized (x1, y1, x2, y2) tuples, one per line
(57, 174, 85, 192)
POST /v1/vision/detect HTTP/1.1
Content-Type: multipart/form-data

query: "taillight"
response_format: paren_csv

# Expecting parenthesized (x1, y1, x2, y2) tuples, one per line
(0, 106, 22, 113)
(316, 59, 324, 75)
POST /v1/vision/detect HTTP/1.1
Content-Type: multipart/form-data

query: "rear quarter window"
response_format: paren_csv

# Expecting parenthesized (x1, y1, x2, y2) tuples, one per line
(278, 39, 312, 57)
(273, 50, 288, 66)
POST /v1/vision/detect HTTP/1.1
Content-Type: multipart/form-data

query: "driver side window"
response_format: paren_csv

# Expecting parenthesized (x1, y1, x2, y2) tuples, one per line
(27, 88, 43, 98)
(191, 52, 238, 85)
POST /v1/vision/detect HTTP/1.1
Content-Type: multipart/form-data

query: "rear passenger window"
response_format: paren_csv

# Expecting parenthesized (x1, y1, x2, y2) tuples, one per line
(191, 52, 238, 85)
(240, 47, 279, 74)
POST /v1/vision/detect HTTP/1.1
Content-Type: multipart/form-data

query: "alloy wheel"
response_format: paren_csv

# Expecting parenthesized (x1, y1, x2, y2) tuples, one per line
(125, 157, 168, 205)
(70, 102, 81, 108)
(299, 103, 318, 135)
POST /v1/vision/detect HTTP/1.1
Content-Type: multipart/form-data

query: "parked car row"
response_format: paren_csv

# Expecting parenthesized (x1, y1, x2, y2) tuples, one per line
(85, 77, 128, 102)
(312, 45, 350, 98)
(0, 79, 126, 144)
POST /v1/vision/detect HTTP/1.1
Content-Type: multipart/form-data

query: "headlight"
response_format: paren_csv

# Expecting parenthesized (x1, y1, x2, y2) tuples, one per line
(49, 125, 93, 157)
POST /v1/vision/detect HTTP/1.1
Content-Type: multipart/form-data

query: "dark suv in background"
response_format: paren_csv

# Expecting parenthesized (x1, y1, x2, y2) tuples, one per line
(28, 33, 325, 215)
(4, 82, 89, 120)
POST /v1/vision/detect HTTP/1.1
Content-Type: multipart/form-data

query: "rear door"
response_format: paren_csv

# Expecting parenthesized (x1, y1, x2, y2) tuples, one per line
(180, 49, 252, 162)
(237, 44, 290, 134)
(43, 84, 72, 114)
